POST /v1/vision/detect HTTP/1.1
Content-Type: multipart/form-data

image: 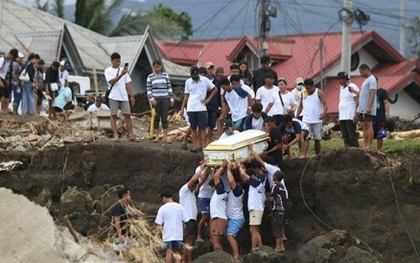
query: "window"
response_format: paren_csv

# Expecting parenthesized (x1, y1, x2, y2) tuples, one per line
(245, 53, 260, 71)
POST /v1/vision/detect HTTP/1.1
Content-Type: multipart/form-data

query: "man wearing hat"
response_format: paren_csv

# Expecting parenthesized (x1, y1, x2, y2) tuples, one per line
(87, 95, 110, 112)
(58, 60, 69, 92)
(156, 190, 189, 263)
(180, 66, 218, 152)
(205, 62, 215, 81)
(291, 77, 305, 120)
(337, 71, 360, 148)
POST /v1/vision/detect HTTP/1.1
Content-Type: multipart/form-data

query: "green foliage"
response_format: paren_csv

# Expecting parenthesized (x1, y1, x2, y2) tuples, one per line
(407, 16, 420, 59)
(34, 0, 49, 11)
(51, 0, 65, 18)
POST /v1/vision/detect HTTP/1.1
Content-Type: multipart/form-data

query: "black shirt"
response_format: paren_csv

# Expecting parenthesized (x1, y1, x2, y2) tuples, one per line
(267, 127, 282, 166)
(206, 77, 220, 112)
(253, 68, 278, 92)
(112, 202, 129, 236)
(45, 67, 59, 84)
(375, 88, 389, 122)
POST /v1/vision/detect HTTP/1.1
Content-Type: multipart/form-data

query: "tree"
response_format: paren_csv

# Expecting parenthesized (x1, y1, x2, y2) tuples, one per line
(407, 16, 420, 59)
(34, 0, 193, 40)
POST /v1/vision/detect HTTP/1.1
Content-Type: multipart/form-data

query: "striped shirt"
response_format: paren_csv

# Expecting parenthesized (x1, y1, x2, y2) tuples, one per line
(146, 72, 174, 100)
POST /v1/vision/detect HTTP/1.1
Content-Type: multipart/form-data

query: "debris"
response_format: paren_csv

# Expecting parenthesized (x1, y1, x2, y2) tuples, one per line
(0, 161, 23, 172)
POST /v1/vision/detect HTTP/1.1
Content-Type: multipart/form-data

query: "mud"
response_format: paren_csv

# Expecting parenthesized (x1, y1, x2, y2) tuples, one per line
(0, 143, 419, 262)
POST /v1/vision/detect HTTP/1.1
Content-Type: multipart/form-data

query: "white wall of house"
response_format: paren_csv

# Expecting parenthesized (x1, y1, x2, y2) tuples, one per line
(389, 90, 420, 122)
(327, 48, 378, 77)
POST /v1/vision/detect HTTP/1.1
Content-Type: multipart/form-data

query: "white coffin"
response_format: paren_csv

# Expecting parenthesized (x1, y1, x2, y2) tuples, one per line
(203, 130, 268, 166)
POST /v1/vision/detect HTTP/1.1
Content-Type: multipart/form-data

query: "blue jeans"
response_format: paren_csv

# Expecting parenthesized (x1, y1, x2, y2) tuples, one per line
(21, 82, 35, 114)
(11, 84, 22, 107)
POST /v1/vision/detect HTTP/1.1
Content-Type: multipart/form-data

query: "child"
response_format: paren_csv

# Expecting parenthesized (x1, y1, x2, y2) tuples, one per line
(268, 171, 287, 252)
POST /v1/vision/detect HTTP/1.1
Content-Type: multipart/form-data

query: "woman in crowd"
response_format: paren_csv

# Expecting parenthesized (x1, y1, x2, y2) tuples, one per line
(238, 61, 253, 90)
(146, 60, 174, 144)
(21, 53, 39, 115)
(278, 78, 297, 117)
(52, 82, 79, 116)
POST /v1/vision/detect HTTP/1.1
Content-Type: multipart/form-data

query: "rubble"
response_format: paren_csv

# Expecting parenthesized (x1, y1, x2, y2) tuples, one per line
(0, 109, 188, 152)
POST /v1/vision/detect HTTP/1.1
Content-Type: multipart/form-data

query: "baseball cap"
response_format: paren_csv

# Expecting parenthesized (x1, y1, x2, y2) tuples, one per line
(205, 62, 214, 69)
(223, 120, 233, 129)
(190, 66, 199, 77)
(278, 77, 288, 84)
(215, 66, 224, 73)
(336, 71, 349, 80)
(296, 77, 304, 85)
(219, 76, 230, 86)
(60, 60, 66, 66)
(160, 190, 173, 198)
(18, 52, 25, 58)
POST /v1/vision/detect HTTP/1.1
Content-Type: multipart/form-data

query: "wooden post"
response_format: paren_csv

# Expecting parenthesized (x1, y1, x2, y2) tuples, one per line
(93, 68, 99, 96)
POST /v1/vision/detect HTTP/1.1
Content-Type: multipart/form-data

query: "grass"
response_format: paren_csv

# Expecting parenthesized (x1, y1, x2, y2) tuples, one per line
(290, 138, 420, 158)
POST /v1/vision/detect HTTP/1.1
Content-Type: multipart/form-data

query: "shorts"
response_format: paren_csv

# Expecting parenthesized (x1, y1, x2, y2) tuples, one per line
(183, 220, 197, 237)
(232, 117, 246, 131)
(109, 99, 131, 115)
(207, 111, 218, 129)
(305, 122, 323, 140)
(164, 240, 183, 250)
(358, 113, 375, 122)
(249, 210, 264, 226)
(270, 211, 285, 238)
(188, 111, 208, 129)
(0, 79, 11, 99)
(226, 218, 245, 237)
(198, 197, 211, 214)
(53, 106, 63, 113)
(210, 218, 227, 236)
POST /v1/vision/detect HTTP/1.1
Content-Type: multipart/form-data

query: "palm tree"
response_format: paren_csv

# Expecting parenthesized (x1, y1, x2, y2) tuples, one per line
(35, 0, 192, 39)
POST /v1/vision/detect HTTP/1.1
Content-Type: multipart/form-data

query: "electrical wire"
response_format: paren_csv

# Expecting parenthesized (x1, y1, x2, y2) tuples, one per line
(299, 156, 384, 259)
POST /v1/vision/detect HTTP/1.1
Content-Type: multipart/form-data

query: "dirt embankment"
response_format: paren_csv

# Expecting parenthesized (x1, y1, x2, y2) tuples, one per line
(0, 143, 419, 262)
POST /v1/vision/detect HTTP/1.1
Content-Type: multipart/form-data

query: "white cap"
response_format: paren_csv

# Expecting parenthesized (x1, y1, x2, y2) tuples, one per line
(18, 52, 25, 58)
(60, 60, 66, 66)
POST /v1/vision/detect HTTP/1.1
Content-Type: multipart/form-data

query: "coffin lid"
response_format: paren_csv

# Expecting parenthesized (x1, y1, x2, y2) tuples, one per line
(204, 130, 268, 151)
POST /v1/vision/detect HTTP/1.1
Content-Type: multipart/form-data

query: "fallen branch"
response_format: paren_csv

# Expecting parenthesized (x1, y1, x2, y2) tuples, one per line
(64, 215, 79, 243)
(390, 128, 420, 139)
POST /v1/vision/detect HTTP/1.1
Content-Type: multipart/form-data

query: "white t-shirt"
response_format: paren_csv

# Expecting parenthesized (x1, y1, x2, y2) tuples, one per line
(339, 82, 359, 120)
(241, 84, 255, 99)
(155, 202, 189, 242)
(198, 168, 213, 198)
(185, 76, 214, 112)
(264, 162, 288, 199)
(223, 87, 249, 121)
(210, 189, 228, 220)
(87, 103, 110, 112)
(291, 87, 304, 117)
(251, 116, 265, 131)
(179, 184, 198, 221)
(59, 69, 69, 88)
(227, 189, 244, 219)
(256, 85, 282, 115)
(219, 130, 240, 140)
(105, 66, 132, 102)
(221, 77, 245, 95)
(247, 177, 266, 211)
(0, 57, 11, 79)
(280, 92, 297, 114)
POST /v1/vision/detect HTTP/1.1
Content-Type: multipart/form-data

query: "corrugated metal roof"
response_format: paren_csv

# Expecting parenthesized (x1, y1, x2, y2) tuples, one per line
(0, 0, 148, 71)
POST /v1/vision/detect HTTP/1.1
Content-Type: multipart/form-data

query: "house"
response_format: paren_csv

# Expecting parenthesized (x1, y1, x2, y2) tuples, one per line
(158, 31, 420, 121)
(0, 0, 168, 94)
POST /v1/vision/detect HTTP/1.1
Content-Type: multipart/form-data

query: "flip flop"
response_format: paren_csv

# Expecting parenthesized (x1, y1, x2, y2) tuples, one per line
(113, 138, 121, 142)
(129, 137, 140, 142)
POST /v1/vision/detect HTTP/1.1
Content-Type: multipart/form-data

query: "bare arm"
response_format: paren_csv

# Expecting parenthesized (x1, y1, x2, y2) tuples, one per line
(249, 144, 265, 167)
(226, 163, 237, 190)
(318, 90, 328, 118)
(113, 216, 123, 239)
(187, 164, 206, 191)
(265, 102, 273, 114)
(296, 96, 303, 117)
(366, 89, 376, 114)
(181, 94, 190, 113)
(108, 68, 128, 85)
(198, 167, 213, 188)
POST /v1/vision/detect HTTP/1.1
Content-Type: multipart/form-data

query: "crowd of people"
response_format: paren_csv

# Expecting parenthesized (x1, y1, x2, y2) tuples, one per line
(111, 55, 391, 262)
(0, 48, 83, 118)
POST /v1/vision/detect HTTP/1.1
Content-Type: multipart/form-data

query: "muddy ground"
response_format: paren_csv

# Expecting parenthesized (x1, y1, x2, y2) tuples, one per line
(0, 139, 419, 262)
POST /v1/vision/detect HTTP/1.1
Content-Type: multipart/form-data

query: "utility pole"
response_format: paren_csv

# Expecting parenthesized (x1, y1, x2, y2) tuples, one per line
(341, 0, 352, 74)
(259, 0, 268, 58)
(319, 39, 324, 90)
(399, 0, 406, 56)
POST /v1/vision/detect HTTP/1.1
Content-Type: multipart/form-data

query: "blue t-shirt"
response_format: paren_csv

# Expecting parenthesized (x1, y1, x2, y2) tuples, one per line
(279, 121, 302, 136)
(53, 87, 72, 109)
(357, 75, 377, 116)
